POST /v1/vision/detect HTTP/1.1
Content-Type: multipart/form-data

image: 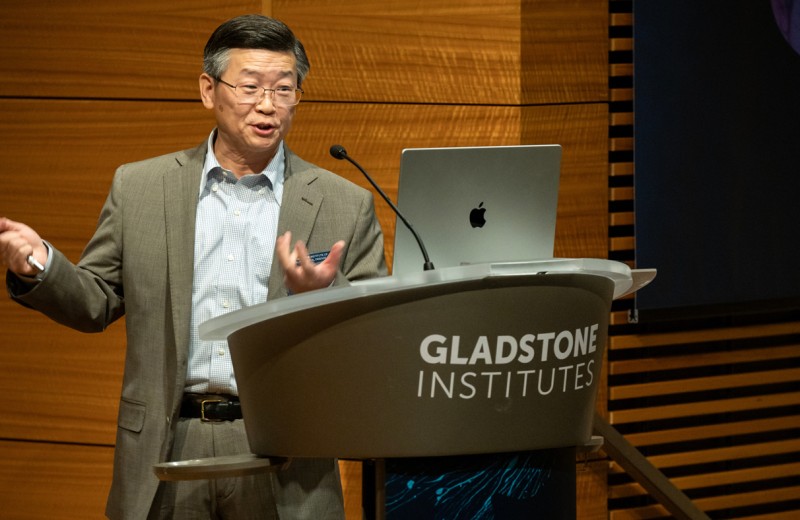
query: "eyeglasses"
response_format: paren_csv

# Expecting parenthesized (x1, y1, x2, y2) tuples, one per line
(216, 78, 303, 107)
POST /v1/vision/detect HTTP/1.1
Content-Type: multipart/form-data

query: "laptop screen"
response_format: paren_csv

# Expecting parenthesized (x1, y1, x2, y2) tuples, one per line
(391, 144, 561, 277)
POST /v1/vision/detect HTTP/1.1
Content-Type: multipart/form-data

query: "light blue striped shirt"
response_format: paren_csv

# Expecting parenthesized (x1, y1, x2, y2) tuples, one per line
(186, 131, 285, 395)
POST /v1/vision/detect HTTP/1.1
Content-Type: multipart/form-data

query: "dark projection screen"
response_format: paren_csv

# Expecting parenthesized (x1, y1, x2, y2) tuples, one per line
(634, 0, 800, 318)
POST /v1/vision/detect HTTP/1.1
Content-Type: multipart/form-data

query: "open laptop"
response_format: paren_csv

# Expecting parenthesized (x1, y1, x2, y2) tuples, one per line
(391, 144, 561, 277)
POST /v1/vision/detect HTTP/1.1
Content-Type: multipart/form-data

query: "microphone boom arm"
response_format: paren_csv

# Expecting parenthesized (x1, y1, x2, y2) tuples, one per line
(330, 145, 434, 271)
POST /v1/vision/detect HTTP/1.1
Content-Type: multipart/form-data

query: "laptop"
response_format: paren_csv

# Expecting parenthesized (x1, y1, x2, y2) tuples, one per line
(391, 144, 561, 277)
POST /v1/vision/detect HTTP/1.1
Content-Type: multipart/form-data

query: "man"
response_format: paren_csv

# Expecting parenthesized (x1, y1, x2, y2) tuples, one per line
(0, 14, 386, 520)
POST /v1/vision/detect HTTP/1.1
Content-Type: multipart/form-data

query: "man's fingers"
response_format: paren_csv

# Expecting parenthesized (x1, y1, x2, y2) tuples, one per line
(275, 231, 294, 268)
(0, 218, 47, 276)
(0, 232, 35, 275)
(317, 240, 344, 272)
(293, 240, 314, 271)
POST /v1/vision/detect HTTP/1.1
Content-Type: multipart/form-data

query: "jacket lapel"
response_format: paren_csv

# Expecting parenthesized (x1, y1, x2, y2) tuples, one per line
(269, 149, 322, 299)
(163, 143, 206, 389)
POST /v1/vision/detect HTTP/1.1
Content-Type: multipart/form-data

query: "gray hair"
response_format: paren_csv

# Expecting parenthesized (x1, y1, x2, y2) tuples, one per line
(203, 14, 310, 86)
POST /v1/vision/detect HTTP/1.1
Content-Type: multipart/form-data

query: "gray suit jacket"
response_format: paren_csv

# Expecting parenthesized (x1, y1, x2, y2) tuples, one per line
(8, 142, 387, 519)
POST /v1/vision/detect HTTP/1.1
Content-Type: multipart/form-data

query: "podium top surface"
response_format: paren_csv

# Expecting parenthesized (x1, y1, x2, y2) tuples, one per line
(200, 258, 654, 342)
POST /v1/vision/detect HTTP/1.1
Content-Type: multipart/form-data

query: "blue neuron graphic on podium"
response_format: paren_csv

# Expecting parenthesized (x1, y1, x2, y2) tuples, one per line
(384, 452, 556, 519)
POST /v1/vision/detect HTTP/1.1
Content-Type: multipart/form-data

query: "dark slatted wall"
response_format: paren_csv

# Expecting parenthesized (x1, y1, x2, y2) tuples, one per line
(606, 1, 800, 518)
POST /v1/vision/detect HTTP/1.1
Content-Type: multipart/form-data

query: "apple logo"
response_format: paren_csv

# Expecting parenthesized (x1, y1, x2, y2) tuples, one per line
(469, 202, 487, 228)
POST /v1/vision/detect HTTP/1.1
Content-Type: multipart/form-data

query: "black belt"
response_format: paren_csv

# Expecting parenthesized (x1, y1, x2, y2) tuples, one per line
(180, 393, 242, 422)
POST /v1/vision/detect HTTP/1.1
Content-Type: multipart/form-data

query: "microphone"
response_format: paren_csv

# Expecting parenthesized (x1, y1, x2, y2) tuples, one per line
(330, 145, 435, 271)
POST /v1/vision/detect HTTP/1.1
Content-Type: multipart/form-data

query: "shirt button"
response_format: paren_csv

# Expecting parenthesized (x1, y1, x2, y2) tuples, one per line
(212, 183, 219, 192)
(258, 188, 266, 195)
(227, 254, 235, 262)
(234, 209, 241, 217)
(217, 349, 226, 357)
(221, 299, 230, 308)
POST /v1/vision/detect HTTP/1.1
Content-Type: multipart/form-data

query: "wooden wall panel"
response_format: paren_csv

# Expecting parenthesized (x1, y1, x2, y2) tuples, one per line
(0, 440, 114, 520)
(522, 104, 609, 259)
(274, 0, 522, 104)
(274, 0, 607, 105)
(0, 0, 260, 100)
(577, 460, 610, 520)
(521, 0, 609, 104)
(0, 301, 124, 445)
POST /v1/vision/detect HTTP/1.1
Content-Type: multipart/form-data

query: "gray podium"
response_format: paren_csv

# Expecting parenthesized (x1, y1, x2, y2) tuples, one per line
(155, 259, 655, 518)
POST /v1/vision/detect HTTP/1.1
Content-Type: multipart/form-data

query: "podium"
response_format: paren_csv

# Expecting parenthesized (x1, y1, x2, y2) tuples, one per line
(155, 259, 654, 518)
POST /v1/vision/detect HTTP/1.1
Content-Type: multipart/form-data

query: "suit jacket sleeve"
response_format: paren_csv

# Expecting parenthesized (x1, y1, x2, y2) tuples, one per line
(6, 167, 126, 332)
(334, 187, 387, 285)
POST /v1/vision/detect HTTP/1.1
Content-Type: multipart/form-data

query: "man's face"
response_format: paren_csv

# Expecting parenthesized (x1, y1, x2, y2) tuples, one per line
(200, 48, 298, 174)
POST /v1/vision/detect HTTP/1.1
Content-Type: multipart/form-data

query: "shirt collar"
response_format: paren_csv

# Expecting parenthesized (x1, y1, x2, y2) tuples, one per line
(199, 129, 285, 202)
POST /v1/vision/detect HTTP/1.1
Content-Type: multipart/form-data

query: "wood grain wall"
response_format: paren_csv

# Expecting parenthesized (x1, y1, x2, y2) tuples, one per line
(0, 1, 610, 518)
